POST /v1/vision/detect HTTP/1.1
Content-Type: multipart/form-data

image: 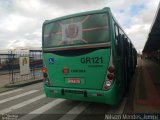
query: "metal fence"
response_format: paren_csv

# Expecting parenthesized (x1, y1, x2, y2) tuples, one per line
(0, 54, 11, 75)
(0, 50, 43, 84)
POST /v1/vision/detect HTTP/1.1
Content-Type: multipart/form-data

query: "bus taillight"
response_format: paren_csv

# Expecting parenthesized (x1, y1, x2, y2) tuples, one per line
(42, 67, 51, 86)
(43, 73, 48, 78)
(43, 75, 51, 86)
(104, 66, 114, 89)
(107, 73, 114, 80)
(107, 66, 115, 81)
(108, 66, 114, 73)
(42, 67, 47, 73)
(104, 81, 112, 89)
(45, 78, 51, 86)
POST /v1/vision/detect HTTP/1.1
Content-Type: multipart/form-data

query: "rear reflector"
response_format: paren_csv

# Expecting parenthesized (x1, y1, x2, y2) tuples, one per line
(49, 90, 57, 93)
(50, 90, 55, 93)
(92, 94, 103, 96)
(96, 94, 103, 96)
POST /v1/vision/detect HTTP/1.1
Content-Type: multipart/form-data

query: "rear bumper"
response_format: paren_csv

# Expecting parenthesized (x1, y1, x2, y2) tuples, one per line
(43, 84, 119, 105)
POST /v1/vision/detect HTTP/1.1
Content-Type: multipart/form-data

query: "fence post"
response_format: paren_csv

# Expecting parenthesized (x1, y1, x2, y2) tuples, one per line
(8, 50, 14, 84)
(11, 51, 14, 84)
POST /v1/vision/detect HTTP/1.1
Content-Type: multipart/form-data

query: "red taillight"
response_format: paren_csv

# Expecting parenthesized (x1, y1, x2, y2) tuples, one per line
(107, 73, 114, 80)
(63, 67, 69, 74)
(42, 67, 47, 73)
(108, 66, 114, 73)
(42, 67, 51, 86)
(103, 66, 115, 90)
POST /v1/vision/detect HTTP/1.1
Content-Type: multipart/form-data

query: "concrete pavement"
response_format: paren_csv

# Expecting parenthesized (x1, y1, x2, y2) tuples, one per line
(134, 58, 160, 112)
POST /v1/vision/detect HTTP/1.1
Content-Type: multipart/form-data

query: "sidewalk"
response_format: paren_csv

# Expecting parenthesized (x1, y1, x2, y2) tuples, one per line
(134, 58, 160, 112)
(5, 78, 43, 88)
(0, 73, 42, 93)
(0, 74, 10, 88)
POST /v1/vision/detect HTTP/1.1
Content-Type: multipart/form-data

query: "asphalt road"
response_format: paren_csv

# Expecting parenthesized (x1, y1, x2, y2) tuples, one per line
(0, 82, 127, 120)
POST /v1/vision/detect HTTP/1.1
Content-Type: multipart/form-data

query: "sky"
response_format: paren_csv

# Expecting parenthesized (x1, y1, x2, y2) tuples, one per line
(0, 0, 159, 52)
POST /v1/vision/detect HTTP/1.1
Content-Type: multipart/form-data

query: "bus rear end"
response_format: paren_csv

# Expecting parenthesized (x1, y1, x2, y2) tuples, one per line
(42, 9, 119, 105)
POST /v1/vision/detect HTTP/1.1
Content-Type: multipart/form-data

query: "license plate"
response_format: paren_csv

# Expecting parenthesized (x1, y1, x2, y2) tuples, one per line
(68, 78, 80, 84)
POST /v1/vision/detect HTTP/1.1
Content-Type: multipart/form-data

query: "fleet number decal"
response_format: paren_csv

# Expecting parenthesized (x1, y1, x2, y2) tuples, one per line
(81, 57, 103, 64)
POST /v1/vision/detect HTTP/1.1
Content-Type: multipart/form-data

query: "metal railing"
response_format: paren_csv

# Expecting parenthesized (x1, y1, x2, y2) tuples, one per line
(0, 50, 43, 84)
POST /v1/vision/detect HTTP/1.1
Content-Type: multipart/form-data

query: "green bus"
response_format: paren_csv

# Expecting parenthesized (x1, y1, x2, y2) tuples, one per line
(42, 7, 137, 105)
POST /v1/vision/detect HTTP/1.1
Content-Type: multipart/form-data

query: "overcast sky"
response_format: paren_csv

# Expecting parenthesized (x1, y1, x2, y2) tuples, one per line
(0, 0, 159, 52)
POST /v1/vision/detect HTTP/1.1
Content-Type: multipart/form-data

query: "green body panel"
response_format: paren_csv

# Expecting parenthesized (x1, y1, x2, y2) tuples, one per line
(43, 79, 120, 105)
(43, 49, 110, 89)
(115, 36, 125, 94)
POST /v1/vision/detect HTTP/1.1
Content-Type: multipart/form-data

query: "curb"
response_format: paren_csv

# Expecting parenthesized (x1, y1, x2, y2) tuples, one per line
(4, 79, 43, 88)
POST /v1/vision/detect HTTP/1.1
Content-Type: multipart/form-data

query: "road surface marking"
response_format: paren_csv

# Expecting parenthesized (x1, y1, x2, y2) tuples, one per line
(0, 89, 23, 97)
(58, 102, 90, 120)
(19, 99, 65, 120)
(0, 90, 38, 104)
(0, 94, 45, 114)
